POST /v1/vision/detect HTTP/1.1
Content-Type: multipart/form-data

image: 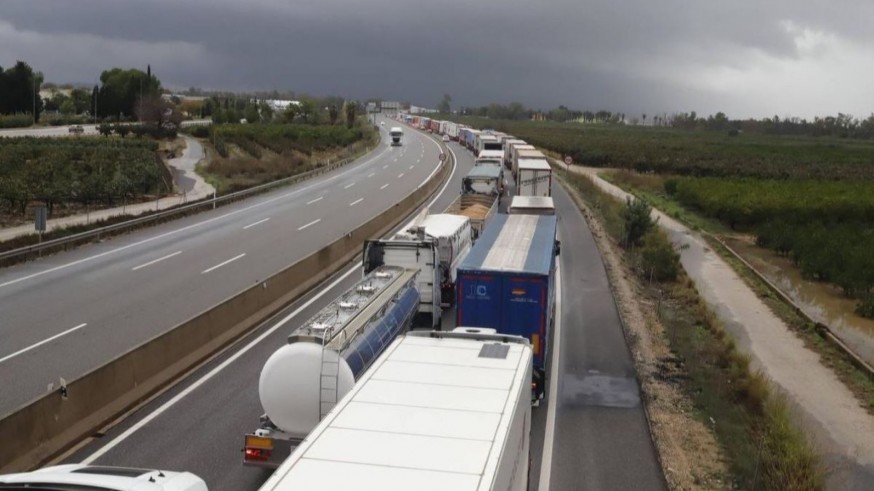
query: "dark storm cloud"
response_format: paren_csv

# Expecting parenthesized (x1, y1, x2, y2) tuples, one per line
(2, 0, 873, 118)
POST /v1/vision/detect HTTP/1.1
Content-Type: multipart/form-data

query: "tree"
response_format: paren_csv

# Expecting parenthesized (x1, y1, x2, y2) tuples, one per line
(344, 101, 357, 128)
(259, 101, 273, 122)
(59, 98, 75, 115)
(0, 61, 44, 121)
(282, 104, 297, 123)
(96, 67, 161, 119)
(244, 103, 260, 124)
(70, 88, 91, 114)
(298, 99, 315, 124)
(437, 93, 452, 113)
(328, 104, 340, 125)
(622, 197, 656, 247)
(98, 123, 112, 137)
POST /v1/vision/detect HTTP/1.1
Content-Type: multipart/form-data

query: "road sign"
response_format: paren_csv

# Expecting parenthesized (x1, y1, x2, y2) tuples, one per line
(439, 153, 447, 162)
(34, 206, 47, 233)
(564, 155, 573, 165)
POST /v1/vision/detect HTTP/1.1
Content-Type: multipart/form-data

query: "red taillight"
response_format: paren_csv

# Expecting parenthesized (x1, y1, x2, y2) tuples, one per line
(245, 447, 271, 462)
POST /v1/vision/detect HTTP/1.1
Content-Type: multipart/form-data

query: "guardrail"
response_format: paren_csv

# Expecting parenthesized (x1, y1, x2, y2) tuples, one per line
(0, 144, 377, 264)
(0, 131, 452, 473)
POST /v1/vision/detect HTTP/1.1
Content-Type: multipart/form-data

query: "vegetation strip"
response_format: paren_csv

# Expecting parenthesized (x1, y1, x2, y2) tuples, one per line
(557, 168, 823, 490)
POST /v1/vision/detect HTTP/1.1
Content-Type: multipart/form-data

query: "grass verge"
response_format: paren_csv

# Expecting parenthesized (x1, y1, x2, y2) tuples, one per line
(602, 169, 874, 415)
(559, 168, 825, 490)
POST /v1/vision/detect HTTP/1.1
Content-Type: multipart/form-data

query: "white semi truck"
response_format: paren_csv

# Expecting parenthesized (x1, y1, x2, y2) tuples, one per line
(243, 266, 421, 468)
(389, 127, 403, 146)
(363, 210, 473, 325)
(258, 329, 533, 491)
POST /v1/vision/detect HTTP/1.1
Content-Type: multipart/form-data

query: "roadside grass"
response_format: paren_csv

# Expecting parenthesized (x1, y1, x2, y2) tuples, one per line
(560, 169, 825, 490)
(603, 170, 874, 415)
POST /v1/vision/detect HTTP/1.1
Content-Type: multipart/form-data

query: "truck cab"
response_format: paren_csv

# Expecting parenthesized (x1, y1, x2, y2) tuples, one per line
(389, 127, 403, 146)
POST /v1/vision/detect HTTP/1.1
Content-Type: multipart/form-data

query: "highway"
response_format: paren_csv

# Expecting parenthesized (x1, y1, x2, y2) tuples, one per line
(63, 137, 472, 490)
(63, 134, 665, 490)
(0, 116, 442, 415)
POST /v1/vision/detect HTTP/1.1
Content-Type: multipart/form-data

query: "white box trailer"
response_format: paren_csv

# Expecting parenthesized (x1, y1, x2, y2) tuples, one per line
(446, 121, 459, 140)
(258, 330, 533, 491)
(503, 139, 526, 169)
(509, 196, 555, 215)
(512, 147, 540, 176)
(516, 159, 552, 197)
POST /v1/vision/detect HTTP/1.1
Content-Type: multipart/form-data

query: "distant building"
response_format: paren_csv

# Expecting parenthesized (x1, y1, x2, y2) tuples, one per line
(409, 105, 436, 115)
(264, 99, 301, 112)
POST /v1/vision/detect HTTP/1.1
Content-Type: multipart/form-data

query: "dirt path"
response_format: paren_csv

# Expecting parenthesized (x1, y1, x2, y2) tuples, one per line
(570, 165, 874, 489)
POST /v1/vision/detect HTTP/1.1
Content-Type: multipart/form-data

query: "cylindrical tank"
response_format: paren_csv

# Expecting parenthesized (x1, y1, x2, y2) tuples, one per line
(258, 279, 419, 436)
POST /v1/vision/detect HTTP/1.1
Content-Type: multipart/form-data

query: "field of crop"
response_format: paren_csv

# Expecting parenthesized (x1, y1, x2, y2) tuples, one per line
(212, 123, 365, 159)
(0, 137, 165, 219)
(454, 117, 874, 180)
(202, 123, 373, 192)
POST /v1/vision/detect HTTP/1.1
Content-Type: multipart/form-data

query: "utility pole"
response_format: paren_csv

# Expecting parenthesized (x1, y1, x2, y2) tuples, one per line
(33, 76, 37, 125)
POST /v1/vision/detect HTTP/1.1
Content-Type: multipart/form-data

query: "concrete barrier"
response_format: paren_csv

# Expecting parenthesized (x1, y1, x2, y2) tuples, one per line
(0, 144, 452, 473)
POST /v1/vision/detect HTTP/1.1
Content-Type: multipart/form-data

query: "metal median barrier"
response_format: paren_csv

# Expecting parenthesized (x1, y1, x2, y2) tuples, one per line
(0, 139, 452, 473)
(0, 149, 373, 264)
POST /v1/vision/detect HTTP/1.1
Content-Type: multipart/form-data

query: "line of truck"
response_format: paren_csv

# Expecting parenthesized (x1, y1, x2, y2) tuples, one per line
(249, 115, 560, 489)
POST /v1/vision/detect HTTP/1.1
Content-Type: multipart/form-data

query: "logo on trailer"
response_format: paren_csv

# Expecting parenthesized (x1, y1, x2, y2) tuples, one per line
(511, 288, 526, 296)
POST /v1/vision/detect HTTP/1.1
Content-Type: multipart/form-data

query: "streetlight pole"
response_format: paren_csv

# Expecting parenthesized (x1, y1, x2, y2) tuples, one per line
(32, 76, 37, 126)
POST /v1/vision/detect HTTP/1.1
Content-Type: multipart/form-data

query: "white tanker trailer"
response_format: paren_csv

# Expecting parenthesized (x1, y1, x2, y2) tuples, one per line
(243, 265, 420, 468)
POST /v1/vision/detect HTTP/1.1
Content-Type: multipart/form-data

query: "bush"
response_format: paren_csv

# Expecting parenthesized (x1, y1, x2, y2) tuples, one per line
(186, 125, 210, 138)
(856, 295, 874, 319)
(639, 229, 681, 282)
(622, 197, 655, 247)
(0, 113, 33, 129)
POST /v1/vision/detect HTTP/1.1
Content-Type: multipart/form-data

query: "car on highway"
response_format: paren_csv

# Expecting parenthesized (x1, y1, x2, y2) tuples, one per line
(68, 125, 84, 134)
(380, 121, 385, 126)
(0, 464, 208, 490)
(442, 134, 450, 142)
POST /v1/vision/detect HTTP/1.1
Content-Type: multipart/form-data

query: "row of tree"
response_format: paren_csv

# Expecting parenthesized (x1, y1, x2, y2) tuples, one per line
(1, 59, 165, 124)
(668, 178, 874, 229)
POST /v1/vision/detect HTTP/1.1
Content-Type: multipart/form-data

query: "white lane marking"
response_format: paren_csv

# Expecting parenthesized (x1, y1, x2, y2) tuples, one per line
(367, 172, 375, 178)
(80, 129, 460, 464)
(397, 173, 404, 178)
(242, 217, 270, 230)
(306, 197, 323, 205)
(0, 323, 88, 364)
(380, 183, 389, 190)
(539, 265, 562, 491)
(131, 251, 182, 271)
(349, 198, 364, 207)
(0, 142, 394, 291)
(382, 165, 388, 169)
(409, 165, 414, 169)
(201, 253, 246, 274)
(343, 182, 355, 189)
(297, 219, 321, 231)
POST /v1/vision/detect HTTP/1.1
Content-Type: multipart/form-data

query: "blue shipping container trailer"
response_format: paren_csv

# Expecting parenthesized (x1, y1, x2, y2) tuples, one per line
(456, 213, 559, 400)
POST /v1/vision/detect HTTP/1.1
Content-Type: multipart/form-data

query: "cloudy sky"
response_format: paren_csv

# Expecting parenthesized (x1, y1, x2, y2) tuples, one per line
(2, 0, 873, 119)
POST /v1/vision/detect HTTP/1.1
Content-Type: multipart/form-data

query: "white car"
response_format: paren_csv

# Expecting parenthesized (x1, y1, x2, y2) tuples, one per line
(442, 134, 450, 142)
(380, 121, 385, 126)
(0, 464, 208, 490)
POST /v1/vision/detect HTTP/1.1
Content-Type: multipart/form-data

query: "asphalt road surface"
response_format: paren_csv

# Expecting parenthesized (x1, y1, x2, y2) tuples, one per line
(64, 137, 664, 491)
(0, 116, 442, 415)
